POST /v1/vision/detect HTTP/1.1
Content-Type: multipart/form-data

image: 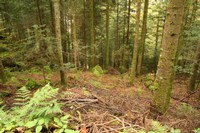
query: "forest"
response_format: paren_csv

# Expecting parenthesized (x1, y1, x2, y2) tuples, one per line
(0, 0, 200, 133)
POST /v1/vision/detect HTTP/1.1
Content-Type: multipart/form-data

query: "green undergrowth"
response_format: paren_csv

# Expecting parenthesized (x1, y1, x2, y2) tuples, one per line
(0, 83, 78, 133)
(92, 65, 104, 76)
(88, 80, 114, 90)
(143, 73, 158, 91)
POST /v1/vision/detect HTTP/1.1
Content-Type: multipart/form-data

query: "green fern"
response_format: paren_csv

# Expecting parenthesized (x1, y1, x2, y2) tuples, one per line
(14, 86, 31, 106)
(149, 121, 168, 133)
(19, 83, 61, 119)
(0, 83, 76, 133)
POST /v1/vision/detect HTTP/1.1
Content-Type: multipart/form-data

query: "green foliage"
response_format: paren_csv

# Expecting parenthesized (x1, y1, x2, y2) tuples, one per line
(53, 115, 79, 133)
(14, 86, 31, 106)
(143, 73, 158, 91)
(0, 84, 77, 132)
(193, 128, 200, 133)
(25, 79, 41, 90)
(64, 63, 75, 70)
(0, 91, 11, 98)
(181, 102, 196, 113)
(170, 128, 181, 133)
(92, 65, 104, 76)
(149, 121, 168, 133)
(10, 76, 20, 84)
(175, 65, 193, 75)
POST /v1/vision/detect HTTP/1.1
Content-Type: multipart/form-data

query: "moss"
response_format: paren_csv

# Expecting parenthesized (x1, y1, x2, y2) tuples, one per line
(10, 76, 20, 84)
(92, 65, 104, 76)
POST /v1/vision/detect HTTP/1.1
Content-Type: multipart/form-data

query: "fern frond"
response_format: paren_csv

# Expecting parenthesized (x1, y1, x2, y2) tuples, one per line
(19, 83, 61, 119)
(14, 86, 31, 106)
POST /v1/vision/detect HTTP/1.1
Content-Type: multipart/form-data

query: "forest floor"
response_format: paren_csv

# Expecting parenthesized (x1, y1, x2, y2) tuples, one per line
(0, 69, 200, 133)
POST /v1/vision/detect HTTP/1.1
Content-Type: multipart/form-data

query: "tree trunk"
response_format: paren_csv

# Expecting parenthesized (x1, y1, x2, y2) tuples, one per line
(72, 1, 78, 68)
(137, 0, 149, 76)
(130, 0, 141, 83)
(152, 0, 186, 114)
(0, 58, 7, 83)
(60, 0, 67, 63)
(115, 0, 119, 68)
(90, 0, 95, 68)
(126, 0, 131, 45)
(52, 0, 66, 84)
(154, 15, 160, 73)
(188, 42, 200, 92)
(105, 0, 110, 67)
(49, 0, 55, 34)
(83, 0, 87, 69)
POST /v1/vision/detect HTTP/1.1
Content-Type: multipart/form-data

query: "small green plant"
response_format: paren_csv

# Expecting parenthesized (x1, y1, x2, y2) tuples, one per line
(10, 76, 20, 84)
(170, 128, 181, 133)
(0, 84, 78, 133)
(149, 121, 168, 133)
(92, 65, 104, 76)
(25, 79, 41, 90)
(143, 73, 157, 91)
(193, 128, 200, 133)
(181, 102, 195, 113)
(53, 115, 79, 133)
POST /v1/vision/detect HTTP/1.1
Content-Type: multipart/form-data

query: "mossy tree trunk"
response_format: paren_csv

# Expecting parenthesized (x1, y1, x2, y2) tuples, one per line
(152, 0, 186, 114)
(0, 58, 7, 83)
(60, 0, 67, 63)
(52, 0, 66, 84)
(90, 0, 95, 68)
(137, 0, 149, 76)
(130, 0, 141, 83)
(72, 1, 78, 68)
(188, 42, 200, 92)
(83, 0, 87, 69)
(105, 0, 110, 67)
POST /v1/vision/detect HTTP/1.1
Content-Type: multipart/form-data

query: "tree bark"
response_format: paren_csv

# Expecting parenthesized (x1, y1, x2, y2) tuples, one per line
(137, 0, 149, 76)
(154, 15, 160, 73)
(0, 58, 7, 83)
(188, 42, 200, 92)
(83, 0, 87, 69)
(130, 0, 141, 83)
(126, 0, 131, 45)
(60, 0, 67, 63)
(90, 0, 95, 68)
(152, 0, 186, 114)
(52, 0, 66, 84)
(105, 0, 110, 67)
(72, 1, 78, 68)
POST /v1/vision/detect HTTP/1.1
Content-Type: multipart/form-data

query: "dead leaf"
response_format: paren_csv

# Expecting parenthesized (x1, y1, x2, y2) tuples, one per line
(16, 127, 25, 133)
(80, 124, 88, 133)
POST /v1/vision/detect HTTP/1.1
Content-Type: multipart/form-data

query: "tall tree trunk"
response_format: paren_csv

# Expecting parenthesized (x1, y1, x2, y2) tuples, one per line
(61, 0, 67, 63)
(83, 0, 87, 69)
(52, 0, 66, 84)
(115, 0, 119, 68)
(49, 0, 55, 34)
(72, 1, 78, 68)
(0, 58, 7, 83)
(152, 0, 186, 114)
(126, 0, 131, 45)
(130, 0, 141, 83)
(35, 0, 43, 26)
(106, 0, 110, 67)
(90, 0, 95, 68)
(188, 42, 200, 92)
(137, 0, 149, 76)
(154, 15, 160, 73)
